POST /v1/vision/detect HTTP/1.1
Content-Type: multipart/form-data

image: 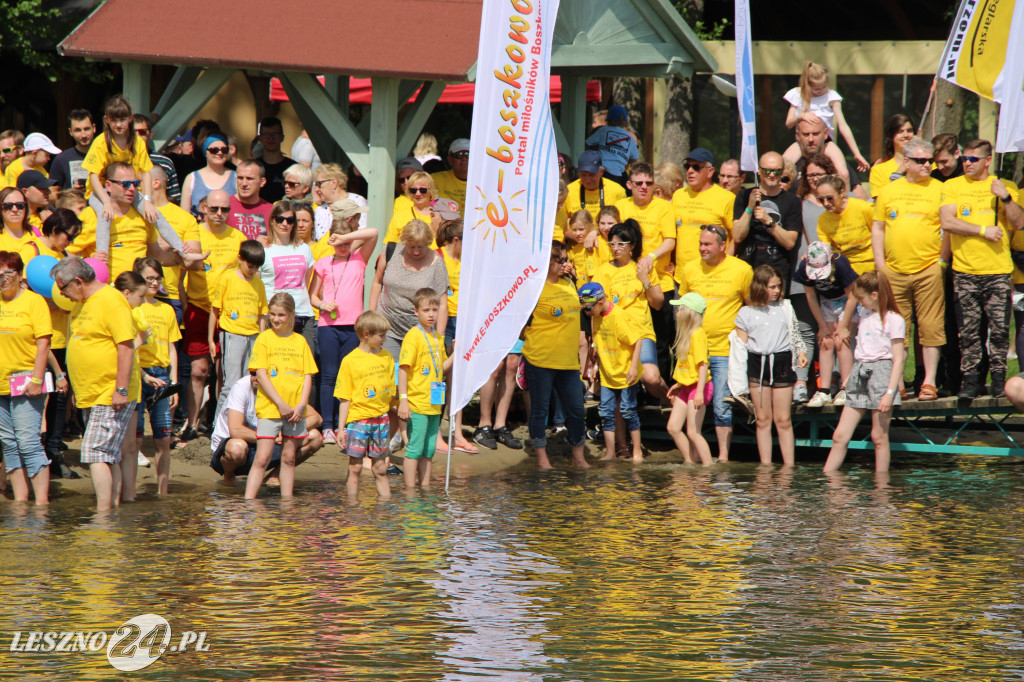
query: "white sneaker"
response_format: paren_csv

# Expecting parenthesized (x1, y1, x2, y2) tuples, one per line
(389, 432, 404, 453)
(322, 428, 337, 445)
(807, 391, 833, 408)
(792, 383, 808, 403)
(832, 389, 847, 407)
(137, 451, 151, 467)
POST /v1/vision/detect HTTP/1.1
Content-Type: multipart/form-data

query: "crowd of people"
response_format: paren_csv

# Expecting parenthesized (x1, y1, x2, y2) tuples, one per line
(1, 60, 1022, 507)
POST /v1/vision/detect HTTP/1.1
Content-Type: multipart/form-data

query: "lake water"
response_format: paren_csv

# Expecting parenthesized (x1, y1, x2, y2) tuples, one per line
(2, 454, 1024, 680)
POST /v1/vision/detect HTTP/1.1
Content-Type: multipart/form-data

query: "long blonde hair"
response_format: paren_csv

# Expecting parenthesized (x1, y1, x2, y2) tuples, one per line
(798, 61, 829, 111)
(673, 306, 703, 361)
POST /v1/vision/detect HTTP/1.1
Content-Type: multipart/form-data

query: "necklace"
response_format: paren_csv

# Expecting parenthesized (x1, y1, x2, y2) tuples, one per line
(326, 253, 351, 320)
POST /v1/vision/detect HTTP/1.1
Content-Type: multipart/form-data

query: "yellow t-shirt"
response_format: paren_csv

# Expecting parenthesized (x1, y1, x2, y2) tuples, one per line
(817, 197, 876, 275)
(592, 303, 643, 390)
(3, 157, 47, 188)
(672, 327, 709, 386)
(0, 289, 52, 396)
(183, 223, 246, 312)
(137, 301, 180, 368)
(615, 196, 676, 290)
(554, 205, 567, 242)
(248, 329, 317, 419)
(20, 241, 70, 349)
(567, 242, 595, 284)
(564, 178, 627, 223)
(593, 233, 612, 267)
(431, 170, 467, 213)
(158, 202, 198, 301)
(81, 133, 153, 197)
(593, 261, 655, 341)
(441, 246, 460, 316)
(214, 272, 268, 335)
(67, 285, 136, 408)
(523, 277, 582, 370)
(671, 183, 736, 276)
(384, 204, 435, 247)
(942, 175, 1019, 275)
(129, 307, 149, 402)
(873, 176, 943, 275)
(868, 158, 901, 199)
(0, 228, 37, 256)
(677, 255, 753, 355)
(70, 207, 155, 280)
(335, 347, 396, 422)
(399, 325, 447, 415)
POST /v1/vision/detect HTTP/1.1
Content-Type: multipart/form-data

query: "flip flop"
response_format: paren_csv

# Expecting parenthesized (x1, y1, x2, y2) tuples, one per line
(435, 441, 450, 456)
(452, 441, 479, 454)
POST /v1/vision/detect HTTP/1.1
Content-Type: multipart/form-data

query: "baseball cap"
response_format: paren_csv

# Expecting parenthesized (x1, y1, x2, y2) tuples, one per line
(16, 170, 59, 191)
(432, 198, 461, 220)
(670, 292, 706, 314)
(685, 148, 715, 165)
(330, 198, 369, 219)
(396, 157, 423, 173)
(607, 105, 628, 123)
(449, 138, 471, 154)
(577, 282, 606, 305)
(577, 150, 603, 174)
(173, 130, 193, 143)
(23, 133, 61, 155)
(805, 241, 834, 280)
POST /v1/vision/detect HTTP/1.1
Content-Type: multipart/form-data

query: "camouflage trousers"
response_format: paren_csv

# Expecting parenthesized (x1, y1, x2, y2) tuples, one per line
(952, 271, 1012, 375)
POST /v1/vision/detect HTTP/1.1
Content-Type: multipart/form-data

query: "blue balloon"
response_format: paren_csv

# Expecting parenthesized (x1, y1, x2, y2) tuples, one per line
(25, 255, 60, 298)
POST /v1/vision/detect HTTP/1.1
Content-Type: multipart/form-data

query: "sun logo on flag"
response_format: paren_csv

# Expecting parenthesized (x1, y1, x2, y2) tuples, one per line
(471, 182, 526, 249)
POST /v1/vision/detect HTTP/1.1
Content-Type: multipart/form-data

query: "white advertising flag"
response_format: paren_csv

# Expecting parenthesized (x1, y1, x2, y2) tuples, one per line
(451, 0, 561, 414)
(937, 0, 1024, 152)
(735, 0, 758, 171)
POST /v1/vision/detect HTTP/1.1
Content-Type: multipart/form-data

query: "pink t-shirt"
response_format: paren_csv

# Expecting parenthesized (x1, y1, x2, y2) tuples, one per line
(855, 310, 905, 362)
(227, 196, 273, 240)
(314, 251, 367, 326)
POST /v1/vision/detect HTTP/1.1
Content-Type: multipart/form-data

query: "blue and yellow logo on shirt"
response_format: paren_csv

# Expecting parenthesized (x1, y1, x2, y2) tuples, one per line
(887, 208, 899, 220)
(959, 203, 972, 217)
(269, 365, 278, 378)
(550, 306, 563, 317)
(419, 364, 431, 376)
(364, 385, 377, 398)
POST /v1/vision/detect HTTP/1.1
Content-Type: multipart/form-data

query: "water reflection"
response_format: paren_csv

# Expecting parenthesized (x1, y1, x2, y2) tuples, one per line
(0, 457, 1023, 679)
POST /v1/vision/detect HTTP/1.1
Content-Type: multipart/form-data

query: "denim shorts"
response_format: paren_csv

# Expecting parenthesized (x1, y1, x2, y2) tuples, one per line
(639, 338, 658, 365)
(137, 366, 174, 439)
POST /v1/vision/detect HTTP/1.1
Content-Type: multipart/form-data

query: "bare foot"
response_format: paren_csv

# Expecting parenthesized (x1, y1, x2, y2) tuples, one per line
(572, 456, 591, 469)
(597, 454, 616, 461)
(537, 459, 553, 471)
(265, 477, 281, 487)
(632, 452, 644, 464)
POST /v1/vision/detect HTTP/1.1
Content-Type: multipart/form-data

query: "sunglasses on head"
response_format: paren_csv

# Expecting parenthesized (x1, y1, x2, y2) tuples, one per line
(409, 187, 430, 195)
(2, 202, 26, 211)
(275, 215, 296, 224)
(701, 225, 727, 239)
(111, 179, 141, 190)
(207, 206, 231, 214)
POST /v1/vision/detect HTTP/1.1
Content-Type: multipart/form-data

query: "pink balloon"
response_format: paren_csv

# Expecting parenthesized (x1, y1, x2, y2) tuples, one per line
(84, 257, 110, 284)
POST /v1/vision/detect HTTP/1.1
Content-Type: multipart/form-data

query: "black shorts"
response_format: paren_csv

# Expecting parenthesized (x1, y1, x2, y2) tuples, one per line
(209, 438, 281, 476)
(747, 350, 797, 387)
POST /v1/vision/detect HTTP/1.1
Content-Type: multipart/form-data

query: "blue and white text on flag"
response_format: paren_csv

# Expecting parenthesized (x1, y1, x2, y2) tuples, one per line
(451, 0, 561, 413)
(735, 0, 758, 171)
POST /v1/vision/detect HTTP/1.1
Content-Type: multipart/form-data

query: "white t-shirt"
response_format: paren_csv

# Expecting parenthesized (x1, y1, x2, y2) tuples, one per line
(260, 243, 316, 317)
(784, 87, 842, 137)
(290, 136, 321, 171)
(313, 194, 369, 241)
(735, 301, 793, 355)
(855, 310, 905, 362)
(211, 376, 257, 451)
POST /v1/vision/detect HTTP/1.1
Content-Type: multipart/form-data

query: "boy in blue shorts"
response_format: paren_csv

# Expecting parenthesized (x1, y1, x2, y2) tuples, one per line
(335, 311, 396, 499)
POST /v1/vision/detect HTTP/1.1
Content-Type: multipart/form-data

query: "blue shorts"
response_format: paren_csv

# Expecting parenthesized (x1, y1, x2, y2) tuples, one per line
(137, 366, 173, 439)
(639, 338, 658, 365)
(444, 317, 457, 348)
(345, 416, 390, 459)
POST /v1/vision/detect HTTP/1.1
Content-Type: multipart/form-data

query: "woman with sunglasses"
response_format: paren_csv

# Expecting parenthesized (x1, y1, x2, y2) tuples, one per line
(592, 219, 668, 417)
(260, 201, 317, 355)
(180, 133, 236, 218)
(0, 250, 53, 504)
(312, 163, 367, 241)
(0, 187, 37, 255)
(384, 171, 438, 248)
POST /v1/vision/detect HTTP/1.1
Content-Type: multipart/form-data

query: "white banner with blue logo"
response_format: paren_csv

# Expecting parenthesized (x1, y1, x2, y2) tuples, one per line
(735, 0, 758, 171)
(450, 0, 561, 415)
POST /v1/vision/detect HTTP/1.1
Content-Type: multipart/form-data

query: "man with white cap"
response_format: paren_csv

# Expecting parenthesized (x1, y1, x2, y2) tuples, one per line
(4, 132, 61, 189)
(585, 104, 639, 188)
(432, 139, 471, 214)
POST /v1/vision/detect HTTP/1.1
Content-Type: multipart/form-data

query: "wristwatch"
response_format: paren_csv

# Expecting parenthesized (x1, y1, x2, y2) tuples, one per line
(116, 387, 129, 396)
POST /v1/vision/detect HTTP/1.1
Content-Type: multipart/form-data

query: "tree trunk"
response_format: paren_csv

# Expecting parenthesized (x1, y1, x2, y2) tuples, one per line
(661, 75, 694, 165)
(922, 78, 966, 140)
(612, 77, 646, 159)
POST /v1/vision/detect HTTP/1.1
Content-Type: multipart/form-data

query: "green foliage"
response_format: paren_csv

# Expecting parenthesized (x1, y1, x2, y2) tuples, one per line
(673, 1, 730, 40)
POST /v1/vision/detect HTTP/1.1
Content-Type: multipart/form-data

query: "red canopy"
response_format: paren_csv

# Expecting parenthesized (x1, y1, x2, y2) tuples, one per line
(269, 76, 601, 105)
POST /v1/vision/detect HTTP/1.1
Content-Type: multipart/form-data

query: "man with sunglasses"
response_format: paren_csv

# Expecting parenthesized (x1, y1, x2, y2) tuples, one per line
(15, 170, 58, 231)
(68, 163, 152, 278)
(939, 139, 1024, 399)
(432, 139, 471, 215)
(227, 159, 271, 240)
(872, 137, 946, 401)
(50, 109, 96, 191)
(0, 130, 24, 177)
(672, 147, 736, 270)
(732, 152, 803, 289)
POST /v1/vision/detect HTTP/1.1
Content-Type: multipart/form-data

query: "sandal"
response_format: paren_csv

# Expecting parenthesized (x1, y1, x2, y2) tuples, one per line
(452, 440, 480, 454)
(434, 440, 450, 456)
(918, 384, 938, 401)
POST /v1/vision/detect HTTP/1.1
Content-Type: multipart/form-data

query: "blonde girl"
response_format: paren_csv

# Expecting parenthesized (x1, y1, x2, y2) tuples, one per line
(564, 210, 594, 284)
(824, 271, 905, 473)
(246, 292, 317, 499)
(782, 61, 869, 172)
(114, 270, 149, 502)
(734, 265, 808, 465)
(666, 293, 713, 465)
(591, 205, 620, 265)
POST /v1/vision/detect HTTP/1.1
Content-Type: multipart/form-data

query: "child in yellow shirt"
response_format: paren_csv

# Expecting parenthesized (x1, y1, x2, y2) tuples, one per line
(335, 311, 396, 500)
(246, 292, 317, 499)
(210, 240, 268, 414)
(398, 289, 453, 490)
(666, 293, 713, 466)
